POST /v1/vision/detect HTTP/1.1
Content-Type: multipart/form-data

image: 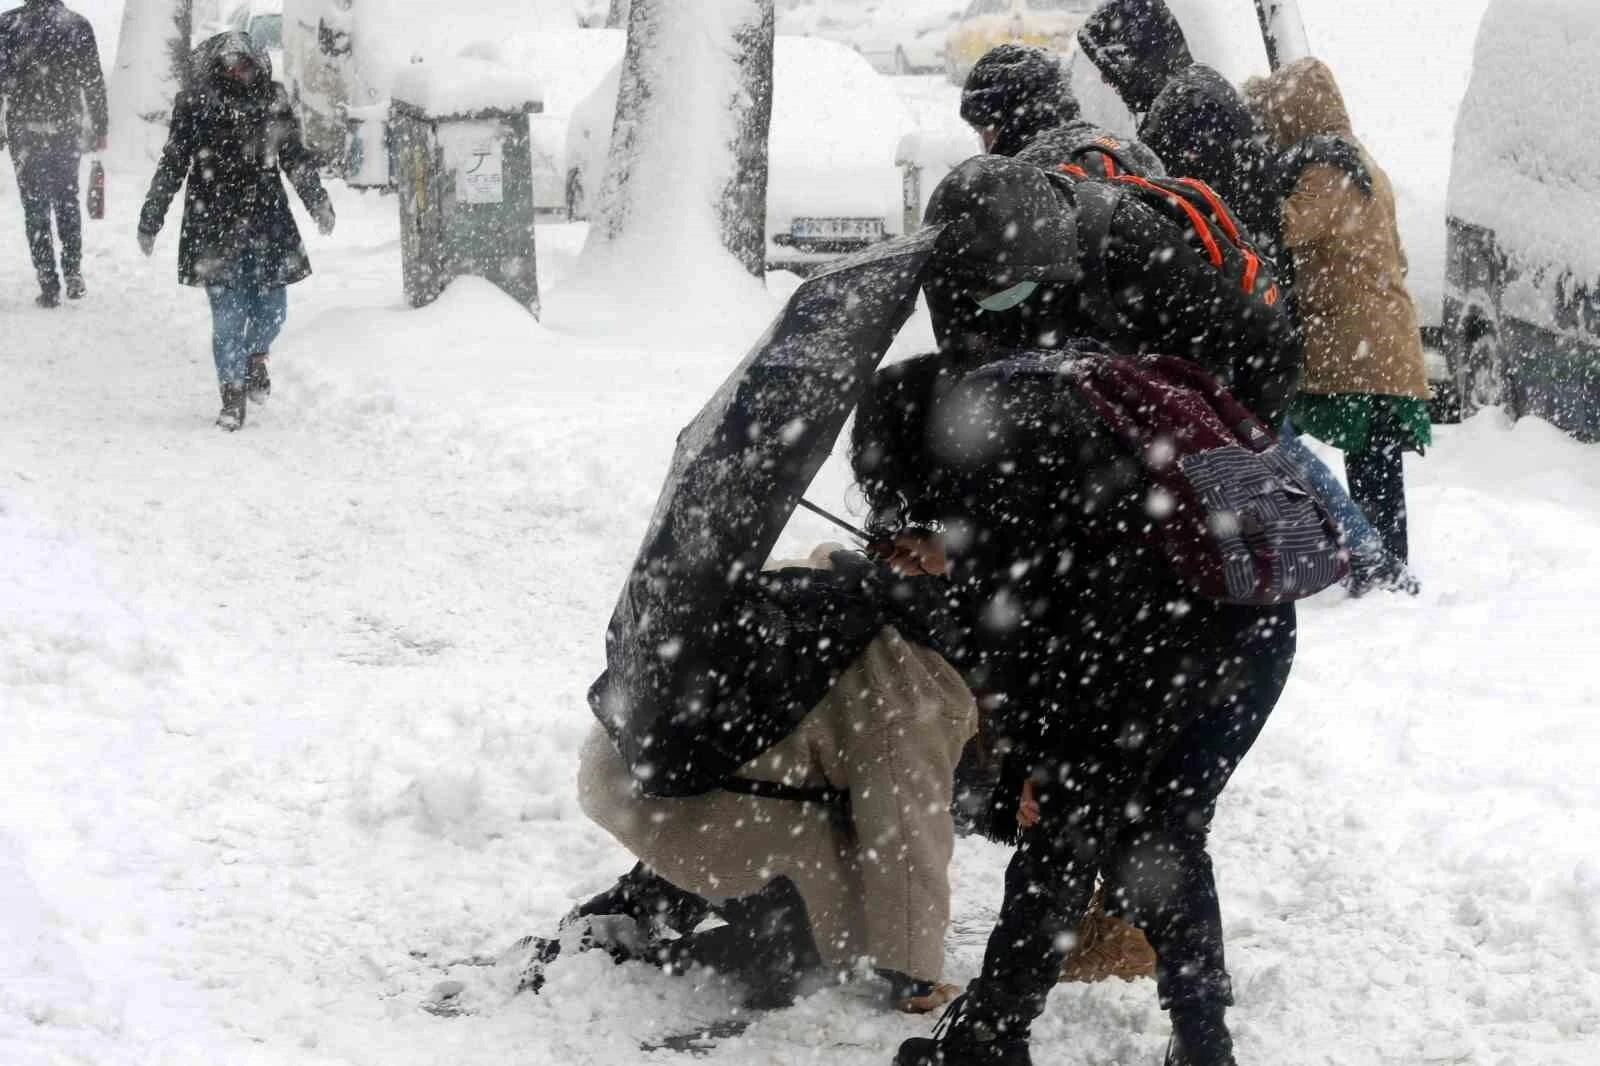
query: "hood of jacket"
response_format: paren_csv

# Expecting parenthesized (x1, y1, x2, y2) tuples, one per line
(923, 155, 1080, 290)
(1244, 57, 1353, 151)
(1076, 0, 1193, 114)
(190, 30, 274, 93)
(960, 44, 1080, 158)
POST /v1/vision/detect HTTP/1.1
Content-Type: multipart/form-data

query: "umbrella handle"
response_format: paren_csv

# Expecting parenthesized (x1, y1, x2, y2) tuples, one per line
(797, 497, 870, 543)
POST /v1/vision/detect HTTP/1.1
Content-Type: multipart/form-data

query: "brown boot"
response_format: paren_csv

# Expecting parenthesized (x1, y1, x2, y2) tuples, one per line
(247, 353, 271, 400)
(217, 383, 246, 431)
(1058, 890, 1156, 983)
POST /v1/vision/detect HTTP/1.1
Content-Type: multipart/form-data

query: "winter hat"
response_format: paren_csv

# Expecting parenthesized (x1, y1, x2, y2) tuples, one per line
(1076, 0, 1194, 114)
(960, 44, 1080, 157)
(923, 156, 1081, 291)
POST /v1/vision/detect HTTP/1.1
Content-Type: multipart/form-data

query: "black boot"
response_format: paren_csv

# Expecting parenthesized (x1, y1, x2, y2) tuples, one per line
(567, 862, 713, 938)
(247, 353, 272, 400)
(1165, 1003, 1236, 1066)
(663, 877, 824, 1009)
(216, 383, 246, 431)
(894, 995, 1033, 1066)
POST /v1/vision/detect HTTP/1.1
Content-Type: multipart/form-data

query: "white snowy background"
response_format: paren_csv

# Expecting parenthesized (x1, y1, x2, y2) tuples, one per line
(3, 1, 1598, 1064)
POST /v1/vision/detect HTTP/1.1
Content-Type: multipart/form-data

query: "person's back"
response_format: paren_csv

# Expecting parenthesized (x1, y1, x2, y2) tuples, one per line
(0, 0, 106, 135)
(959, 43, 1165, 178)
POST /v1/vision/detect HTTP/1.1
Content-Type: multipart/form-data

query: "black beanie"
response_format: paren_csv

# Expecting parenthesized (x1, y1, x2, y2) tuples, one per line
(960, 44, 1079, 157)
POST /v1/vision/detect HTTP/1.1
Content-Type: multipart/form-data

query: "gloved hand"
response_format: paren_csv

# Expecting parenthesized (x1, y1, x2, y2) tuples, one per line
(137, 230, 155, 257)
(313, 201, 336, 236)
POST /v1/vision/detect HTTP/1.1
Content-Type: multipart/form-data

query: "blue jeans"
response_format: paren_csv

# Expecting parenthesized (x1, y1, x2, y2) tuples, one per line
(206, 285, 287, 386)
(1279, 420, 1385, 562)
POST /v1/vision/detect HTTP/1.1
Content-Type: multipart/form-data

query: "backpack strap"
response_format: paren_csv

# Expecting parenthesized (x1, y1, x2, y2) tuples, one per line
(1060, 177, 1140, 340)
(720, 776, 853, 832)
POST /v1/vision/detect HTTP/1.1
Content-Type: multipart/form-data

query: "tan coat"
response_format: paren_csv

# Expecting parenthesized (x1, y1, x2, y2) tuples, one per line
(579, 617, 977, 983)
(1246, 58, 1430, 401)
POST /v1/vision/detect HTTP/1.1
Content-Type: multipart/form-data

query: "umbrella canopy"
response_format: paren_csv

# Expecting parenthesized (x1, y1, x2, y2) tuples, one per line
(589, 226, 944, 796)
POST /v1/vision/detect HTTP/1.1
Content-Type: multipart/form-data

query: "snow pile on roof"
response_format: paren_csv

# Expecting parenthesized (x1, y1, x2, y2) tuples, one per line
(1449, 0, 1600, 280)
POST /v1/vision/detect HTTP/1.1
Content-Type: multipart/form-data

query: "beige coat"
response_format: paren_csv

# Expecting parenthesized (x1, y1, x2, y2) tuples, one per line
(1246, 58, 1430, 401)
(579, 608, 977, 983)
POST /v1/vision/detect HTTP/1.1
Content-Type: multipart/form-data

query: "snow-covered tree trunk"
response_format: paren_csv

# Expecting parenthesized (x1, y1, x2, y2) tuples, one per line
(606, 0, 632, 29)
(585, 0, 776, 283)
(109, 0, 194, 162)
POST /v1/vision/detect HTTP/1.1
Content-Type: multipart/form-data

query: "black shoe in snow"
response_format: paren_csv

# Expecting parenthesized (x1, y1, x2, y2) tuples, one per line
(1165, 1004, 1237, 1066)
(1347, 553, 1420, 598)
(659, 877, 825, 1010)
(247, 353, 272, 401)
(894, 995, 1033, 1066)
(216, 384, 247, 431)
(65, 275, 86, 300)
(568, 863, 713, 937)
(36, 288, 60, 308)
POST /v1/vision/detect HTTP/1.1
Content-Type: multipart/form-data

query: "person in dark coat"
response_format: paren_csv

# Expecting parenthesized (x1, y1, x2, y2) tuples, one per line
(885, 156, 1300, 1066)
(138, 32, 333, 431)
(959, 43, 1165, 177)
(0, 0, 107, 306)
(1076, 0, 1280, 257)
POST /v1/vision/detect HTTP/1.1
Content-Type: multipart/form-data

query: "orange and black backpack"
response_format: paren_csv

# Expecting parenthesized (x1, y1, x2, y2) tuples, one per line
(1049, 143, 1283, 337)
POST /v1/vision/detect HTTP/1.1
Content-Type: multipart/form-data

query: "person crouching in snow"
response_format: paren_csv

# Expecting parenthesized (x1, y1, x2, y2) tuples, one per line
(550, 539, 976, 1014)
(136, 32, 334, 432)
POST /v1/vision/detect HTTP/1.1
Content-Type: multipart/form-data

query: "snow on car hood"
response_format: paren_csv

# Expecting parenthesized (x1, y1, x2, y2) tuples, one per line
(1449, 0, 1600, 281)
(766, 35, 914, 226)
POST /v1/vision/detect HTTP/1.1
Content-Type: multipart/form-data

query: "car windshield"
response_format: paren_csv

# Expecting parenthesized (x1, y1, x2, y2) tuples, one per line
(247, 13, 283, 50)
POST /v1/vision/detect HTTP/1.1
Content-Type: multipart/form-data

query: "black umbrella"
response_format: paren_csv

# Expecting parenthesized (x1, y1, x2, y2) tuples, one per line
(588, 227, 945, 796)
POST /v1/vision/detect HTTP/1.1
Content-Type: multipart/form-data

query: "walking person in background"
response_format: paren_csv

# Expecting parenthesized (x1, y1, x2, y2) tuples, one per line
(1246, 58, 1430, 594)
(0, 0, 107, 307)
(138, 32, 333, 432)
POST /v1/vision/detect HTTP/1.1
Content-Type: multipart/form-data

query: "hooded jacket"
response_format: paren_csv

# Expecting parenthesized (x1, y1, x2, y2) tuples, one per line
(139, 32, 330, 290)
(0, 0, 107, 139)
(1244, 58, 1428, 401)
(1077, 0, 1280, 255)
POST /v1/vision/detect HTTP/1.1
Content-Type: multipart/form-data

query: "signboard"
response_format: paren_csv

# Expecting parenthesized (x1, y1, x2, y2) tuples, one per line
(454, 137, 505, 204)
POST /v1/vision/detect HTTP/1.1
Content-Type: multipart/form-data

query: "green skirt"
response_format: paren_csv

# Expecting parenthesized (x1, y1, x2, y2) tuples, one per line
(1290, 392, 1433, 454)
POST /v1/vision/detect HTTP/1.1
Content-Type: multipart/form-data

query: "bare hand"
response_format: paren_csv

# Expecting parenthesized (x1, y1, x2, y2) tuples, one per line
(1017, 778, 1041, 830)
(883, 529, 948, 577)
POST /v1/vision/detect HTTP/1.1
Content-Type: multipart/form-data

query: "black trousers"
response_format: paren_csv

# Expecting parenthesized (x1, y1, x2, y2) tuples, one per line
(962, 604, 1296, 1038)
(1345, 406, 1411, 563)
(10, 131, 83, 292)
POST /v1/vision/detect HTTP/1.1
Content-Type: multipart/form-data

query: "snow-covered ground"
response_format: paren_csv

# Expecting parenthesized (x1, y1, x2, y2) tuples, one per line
(4, 3, 1599, 1064)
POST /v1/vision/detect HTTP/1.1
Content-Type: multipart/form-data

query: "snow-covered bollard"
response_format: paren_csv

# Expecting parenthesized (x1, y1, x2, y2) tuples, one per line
(390, 57, 543, 315)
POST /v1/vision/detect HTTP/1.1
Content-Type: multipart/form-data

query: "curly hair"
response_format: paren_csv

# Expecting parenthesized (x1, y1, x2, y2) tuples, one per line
(849, 352, 973, 538)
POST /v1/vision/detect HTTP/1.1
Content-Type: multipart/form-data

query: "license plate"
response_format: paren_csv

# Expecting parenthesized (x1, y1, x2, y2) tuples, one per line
(790, 217, 884, 240)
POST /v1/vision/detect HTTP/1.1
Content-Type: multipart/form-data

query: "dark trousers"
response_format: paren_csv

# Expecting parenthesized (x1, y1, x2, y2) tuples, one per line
(10, 131, 83, 293)
(1345, 405, 1411, 563)
(962, 605, 1296, 1038)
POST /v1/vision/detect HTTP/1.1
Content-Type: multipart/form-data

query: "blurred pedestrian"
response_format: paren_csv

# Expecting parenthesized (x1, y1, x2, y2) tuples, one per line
(137, 32, 333, 432)
(0, 0, 107, 307)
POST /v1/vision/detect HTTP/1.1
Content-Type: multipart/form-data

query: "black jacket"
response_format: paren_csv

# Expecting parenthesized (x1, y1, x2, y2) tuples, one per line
(1078, 0, 1281, 253)
(920, 156, 1298, 429)
(0, 0, 107, 140)
(139, 33, 329, 290)
(1012, 120, 1165, 178)
(851, 344, 1297, 836)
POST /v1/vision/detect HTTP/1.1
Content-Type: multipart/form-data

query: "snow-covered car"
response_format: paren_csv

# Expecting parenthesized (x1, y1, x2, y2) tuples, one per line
(566, 35, 915, 273)
(1442, 0, 1600, 438)
(778, 1, 964, 75)
(944, 0, 1094, 83)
